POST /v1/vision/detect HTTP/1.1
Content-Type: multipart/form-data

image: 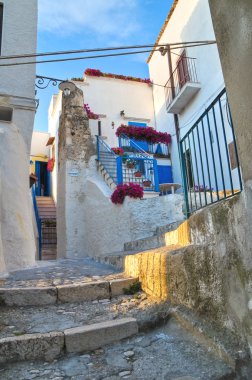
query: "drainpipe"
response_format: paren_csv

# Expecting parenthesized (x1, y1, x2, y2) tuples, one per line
(167, 45, 180, 143)
(166, 45, 189, 215)
(98, 120, 101, 136)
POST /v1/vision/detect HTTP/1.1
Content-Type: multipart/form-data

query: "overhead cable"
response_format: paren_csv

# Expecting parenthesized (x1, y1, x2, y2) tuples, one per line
(0, 40, 216, 61)
(0, 41, 216, 68)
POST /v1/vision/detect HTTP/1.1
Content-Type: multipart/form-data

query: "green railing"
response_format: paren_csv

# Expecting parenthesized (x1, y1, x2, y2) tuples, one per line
(180, 88, 242, 216)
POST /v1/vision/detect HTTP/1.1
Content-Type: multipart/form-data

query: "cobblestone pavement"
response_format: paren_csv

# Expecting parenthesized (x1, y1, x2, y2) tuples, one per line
(0, 293, 168, 339)
(0, 258, 121, 288)
(0, 317, 234, 380)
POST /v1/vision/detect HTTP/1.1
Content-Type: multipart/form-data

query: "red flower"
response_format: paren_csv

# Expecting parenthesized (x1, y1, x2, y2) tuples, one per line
(84, 68, 152, 85)
(47, 158, 55, 172)
(116, 125, 171, 144)
(111, 147, 124, 156)
(84, 104, 99, 120)
(111, 183, 144, 205)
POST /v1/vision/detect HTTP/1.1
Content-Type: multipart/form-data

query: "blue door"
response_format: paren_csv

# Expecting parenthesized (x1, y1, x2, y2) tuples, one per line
(35, 161, 50, 196)
(157, 165, 173, 184)
(128, 122, 149, 152)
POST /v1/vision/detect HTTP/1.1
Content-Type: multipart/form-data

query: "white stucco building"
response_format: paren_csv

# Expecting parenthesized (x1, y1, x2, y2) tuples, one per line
(148, 0, 241, 207)
(47, 72, 157, 203)
(0, 0, 38, 274)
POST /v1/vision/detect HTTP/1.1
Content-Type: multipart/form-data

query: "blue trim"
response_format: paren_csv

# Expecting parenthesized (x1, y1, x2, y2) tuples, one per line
(116, 156, 123, 184)
(153, 159, 160, 192)
(128, 122, 147, 127)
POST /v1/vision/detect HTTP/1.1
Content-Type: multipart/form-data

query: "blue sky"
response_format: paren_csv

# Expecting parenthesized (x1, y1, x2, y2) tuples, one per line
(35, 0, 174, 132)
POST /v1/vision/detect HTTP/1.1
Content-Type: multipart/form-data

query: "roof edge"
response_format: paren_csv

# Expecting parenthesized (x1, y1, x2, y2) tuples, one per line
(147, 0, 179, 63)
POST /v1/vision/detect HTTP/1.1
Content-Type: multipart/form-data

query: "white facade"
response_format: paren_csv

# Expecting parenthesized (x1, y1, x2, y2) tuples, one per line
(148, 0, 228, 189)
(48, 75, 156, 203)
(0, 0, 38, 274)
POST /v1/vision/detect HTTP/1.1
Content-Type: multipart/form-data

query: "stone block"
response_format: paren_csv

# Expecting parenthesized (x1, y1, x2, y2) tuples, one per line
(110, 278, 139, 297)
(0, 331, 64, 363)
(0, 287, 57, 306)
(65, 317, 138, 353)
(57, 281, 110, 303)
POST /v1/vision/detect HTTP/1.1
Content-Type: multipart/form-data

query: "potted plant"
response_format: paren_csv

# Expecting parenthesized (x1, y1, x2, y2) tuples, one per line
(134, 171, 142, 178)
(111, 147, 124, 156)
(126, 159, 136, 169)
(143, 180, 152, 187)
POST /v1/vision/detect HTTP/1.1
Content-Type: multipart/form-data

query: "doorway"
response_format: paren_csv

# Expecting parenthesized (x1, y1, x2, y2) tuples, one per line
(35, 161, 50, 196)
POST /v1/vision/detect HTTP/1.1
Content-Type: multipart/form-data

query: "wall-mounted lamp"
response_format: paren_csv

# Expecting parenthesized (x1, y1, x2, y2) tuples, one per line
(59, 81, 76, 96)
(120, 110, 125, 117)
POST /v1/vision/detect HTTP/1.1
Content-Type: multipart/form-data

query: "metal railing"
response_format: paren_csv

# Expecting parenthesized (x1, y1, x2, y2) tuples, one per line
(180, 88, 242, 216)
(119, 134, 170, 158)
(165, 57, 199, 110)
(32, 186, 42, 260)
(147, 142, 170, 158)
(97, 136, 160, 192)
(118, 134, 151, 158)
(97, 136, 121, 184)
(122, 156, 159, 192)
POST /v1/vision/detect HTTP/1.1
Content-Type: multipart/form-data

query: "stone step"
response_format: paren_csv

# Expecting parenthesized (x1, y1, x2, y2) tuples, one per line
(0, 316, 138, 364)
(124, 220, 188, 251)
(0, 291, 165, 364)
(0, 276, 138, 306)
(0, 316, 236, 379)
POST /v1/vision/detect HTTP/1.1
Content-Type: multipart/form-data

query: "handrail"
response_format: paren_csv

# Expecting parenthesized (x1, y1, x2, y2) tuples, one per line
(32, 186, 42, 260)
(180, 88, 242, 216)
(119, 134, 152, 158)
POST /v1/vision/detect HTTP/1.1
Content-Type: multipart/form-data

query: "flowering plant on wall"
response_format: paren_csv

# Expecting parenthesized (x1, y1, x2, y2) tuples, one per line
(111, 183, 144, 205)
(116, 125, 171, 144)
(84, 68, 152, 85)
(47, 158, 55, 172)
(84, 104, 99, 120)
(111, 147, 124, 155)
(194, 185, 213, 192)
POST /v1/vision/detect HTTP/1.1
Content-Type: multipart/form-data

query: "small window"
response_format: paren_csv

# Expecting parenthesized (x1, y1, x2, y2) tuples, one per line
(0, 106, 13, 122)
(0, 4, 3, 55)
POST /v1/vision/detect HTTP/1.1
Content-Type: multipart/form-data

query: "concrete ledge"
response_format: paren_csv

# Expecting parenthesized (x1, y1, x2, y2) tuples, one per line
(57, 281, 110, 303)
(0, 332, 64, 363)
(110, 277, 139, 297)
(0, 287, 57, 306)
(64, 318, 138, 353)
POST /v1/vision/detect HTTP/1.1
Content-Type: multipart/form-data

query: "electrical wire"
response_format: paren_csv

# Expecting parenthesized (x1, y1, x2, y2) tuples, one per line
(0, 41, 216, 67)
(0, 40, 216, 61)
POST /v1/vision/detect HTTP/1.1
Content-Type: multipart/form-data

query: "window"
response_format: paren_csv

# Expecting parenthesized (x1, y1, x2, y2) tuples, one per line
(0, 3, 3, 55)
(0, 106, 13, 122)
(177, 50, 190, 89)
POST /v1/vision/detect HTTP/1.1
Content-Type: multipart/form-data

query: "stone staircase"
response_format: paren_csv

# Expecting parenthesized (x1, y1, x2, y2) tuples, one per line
(0, 258, 238, 379)
(36, 196, 57, 260)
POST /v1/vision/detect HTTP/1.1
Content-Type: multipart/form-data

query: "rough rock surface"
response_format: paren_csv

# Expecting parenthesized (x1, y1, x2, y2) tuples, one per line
(0, 318, 234, 379)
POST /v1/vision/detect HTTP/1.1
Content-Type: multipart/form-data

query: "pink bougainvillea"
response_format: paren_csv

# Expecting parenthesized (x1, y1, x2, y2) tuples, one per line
(116, 125, 171, 145)
(111, 183, 144, 205)
(84, 103, 99, 120)
(84, 68, 152, 85)
(111, 147, 124, 155)
(47, 158, 55, 172)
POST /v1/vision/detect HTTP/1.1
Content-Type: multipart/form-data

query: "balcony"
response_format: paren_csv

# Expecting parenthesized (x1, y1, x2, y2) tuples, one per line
(165, 56, 201, 114)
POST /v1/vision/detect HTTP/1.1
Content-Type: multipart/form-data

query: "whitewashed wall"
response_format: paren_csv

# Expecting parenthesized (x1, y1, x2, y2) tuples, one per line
(64, 156, 184, 258)
(48, 75, 156, 203)
(77, 76, 155, 147)
(0, 0, 38, 274)
(148, 0, 225, 187)
(31, 131, 50, 157)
